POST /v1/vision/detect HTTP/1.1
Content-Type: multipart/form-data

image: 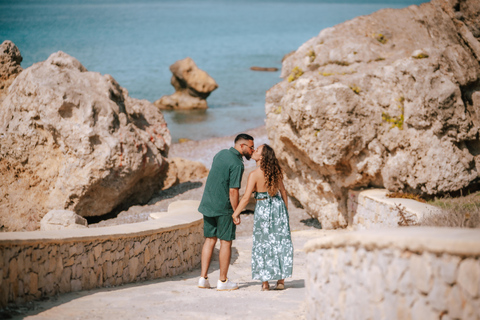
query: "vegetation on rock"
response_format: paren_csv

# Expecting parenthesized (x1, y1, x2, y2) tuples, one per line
(288, 66, 304, 82)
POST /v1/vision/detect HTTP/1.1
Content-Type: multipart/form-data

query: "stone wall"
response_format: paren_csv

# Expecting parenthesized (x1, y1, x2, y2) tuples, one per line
(0, 203, 203, 308)
(304, 227, 480, 319)
(347, 189, 438, 229)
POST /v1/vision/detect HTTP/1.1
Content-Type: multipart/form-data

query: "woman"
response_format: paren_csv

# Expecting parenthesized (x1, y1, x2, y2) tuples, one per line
(232, 144, 293, 291)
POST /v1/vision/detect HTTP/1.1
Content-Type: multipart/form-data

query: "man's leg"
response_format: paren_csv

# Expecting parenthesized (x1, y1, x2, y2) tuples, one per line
(218, 239, 232, 281)
(200, 236, 217, 278)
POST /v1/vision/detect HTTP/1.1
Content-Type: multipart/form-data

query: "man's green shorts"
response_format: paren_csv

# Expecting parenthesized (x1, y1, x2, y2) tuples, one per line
(203, 215, 236, 241)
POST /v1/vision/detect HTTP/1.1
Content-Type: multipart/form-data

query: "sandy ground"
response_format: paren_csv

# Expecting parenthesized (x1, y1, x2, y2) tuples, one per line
(3, 126, 327, 319)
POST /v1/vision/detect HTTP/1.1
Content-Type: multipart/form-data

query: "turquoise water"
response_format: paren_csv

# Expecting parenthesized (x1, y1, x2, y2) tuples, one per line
(0, 0, 426, 142)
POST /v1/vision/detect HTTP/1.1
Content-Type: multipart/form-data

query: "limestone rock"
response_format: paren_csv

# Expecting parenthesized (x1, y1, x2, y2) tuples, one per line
(0, 51, 172, 231)
(161, 157, 209, 192)
(40, 210, 88, 231)
(154, 57, 218, 110)
(265, 0, 480, 228)
(0, 40, 23, 104)
(168, 157, 209, 184)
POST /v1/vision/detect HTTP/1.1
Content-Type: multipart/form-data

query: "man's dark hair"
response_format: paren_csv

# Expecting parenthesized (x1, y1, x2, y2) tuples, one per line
(234, 133, 254, 143)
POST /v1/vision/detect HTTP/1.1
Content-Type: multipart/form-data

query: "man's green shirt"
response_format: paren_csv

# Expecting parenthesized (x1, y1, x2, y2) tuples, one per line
(198, 147, 244, 217)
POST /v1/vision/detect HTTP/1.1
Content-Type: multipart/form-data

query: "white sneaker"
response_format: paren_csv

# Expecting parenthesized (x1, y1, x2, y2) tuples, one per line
(198, 277, 210, 289)
(216, 279, 239, 291)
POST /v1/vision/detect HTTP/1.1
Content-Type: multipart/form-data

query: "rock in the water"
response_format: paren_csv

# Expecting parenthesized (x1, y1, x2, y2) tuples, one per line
(40, 210, 88, 231)
(250, 66, 278, 72)
(154, 57, 218, 110)
(0, 40, 23, 104)
(0, 51, 172, 231)
(265, 0, 480, 229)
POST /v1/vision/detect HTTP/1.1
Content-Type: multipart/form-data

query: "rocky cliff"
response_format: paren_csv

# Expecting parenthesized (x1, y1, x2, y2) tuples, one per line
(266, 0, 480, 228)
(0, 51, 172, 231)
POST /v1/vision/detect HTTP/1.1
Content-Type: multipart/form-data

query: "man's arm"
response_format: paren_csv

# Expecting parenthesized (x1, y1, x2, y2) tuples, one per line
(229, 188, 239, 211)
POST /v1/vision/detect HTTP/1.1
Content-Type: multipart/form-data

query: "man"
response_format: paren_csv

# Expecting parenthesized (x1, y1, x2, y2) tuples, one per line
(197, 133, 255, 291)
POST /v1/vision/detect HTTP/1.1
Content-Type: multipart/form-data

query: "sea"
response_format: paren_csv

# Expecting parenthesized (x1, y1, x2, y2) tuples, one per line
(0, 0, 426, 142)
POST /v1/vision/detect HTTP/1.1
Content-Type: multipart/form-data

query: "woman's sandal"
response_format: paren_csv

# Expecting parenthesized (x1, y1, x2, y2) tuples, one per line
(261, 284, 270, 291)
(274, 282, 285, 290)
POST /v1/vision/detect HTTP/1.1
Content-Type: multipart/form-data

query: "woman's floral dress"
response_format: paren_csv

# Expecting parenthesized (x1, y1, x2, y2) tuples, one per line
(251, 191, 293, 281)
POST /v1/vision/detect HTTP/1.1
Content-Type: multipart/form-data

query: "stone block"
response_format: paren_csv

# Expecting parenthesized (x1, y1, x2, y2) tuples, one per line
(115, 250, 123, 261)
(410, 253, 433, 294)
(17, 253, 25, 275)
(377, 249, 393, 276)
(133, 241, 143, 256)
(75, 263, 83, 279)
(438, 254, 460, 285)
(123, 266, 130, 282)
(37, 264, 47, 289)
(447, 285, 466, 319)
(104, 241, 112, 251)
(411, 296, 436, 320)
(24, 254, 32, 273)
(103, 251, 111, 262)
(48, 256, 58, 273)
(65, 256, 75, 267)
(93, 244, 102, 261)
(83, 269, 94, 289)
(44, 273, 54, 295)
(125, 242, 133, 258)
(427, 278, 450, 312)
(367, 265, 385, 303)
(76, 243, 85, 256)
(112, 261, 118, 277)
(54, 257, 64, 279)
(461, 299, 477, 320)
(385, 257, 408, 292)
(71, 279, 82, 292)
(95, 266, 104, 287)
(69, 245, 77, 256)
(397, 268, 413, 295)
(457, 258, 480, 298)
(59, 267, 72, 293)
(88, 253, 95, 268)
(144, 246, 151, 264)
(8, 257, 18, 284)
(104, 261, 113, 279)
(29, 272, 38, 296)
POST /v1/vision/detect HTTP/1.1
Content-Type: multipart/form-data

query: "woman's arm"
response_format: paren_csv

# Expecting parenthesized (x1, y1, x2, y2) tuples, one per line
(232, 171, 257, 224)
(279, 178, 288, 211)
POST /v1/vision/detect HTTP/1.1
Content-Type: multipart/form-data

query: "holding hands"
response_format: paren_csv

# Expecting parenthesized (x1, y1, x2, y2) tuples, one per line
(232, 213, 241, 225)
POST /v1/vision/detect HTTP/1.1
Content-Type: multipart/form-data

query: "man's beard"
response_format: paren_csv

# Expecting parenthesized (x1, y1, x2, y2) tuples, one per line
(243, 152, 251, 160)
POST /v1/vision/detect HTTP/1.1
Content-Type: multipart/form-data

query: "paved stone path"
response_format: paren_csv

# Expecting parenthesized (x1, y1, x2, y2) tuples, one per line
(10, 229, 330, 320)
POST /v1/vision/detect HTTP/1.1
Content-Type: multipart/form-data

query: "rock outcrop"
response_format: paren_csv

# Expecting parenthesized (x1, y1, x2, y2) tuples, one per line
(266, 0, 480, 229)
(0, 41, 23, 104)
(154, 57, 218, 110)
(40, 210, 88, 231)
(0, 51, 172, 231)
(167, 157, 209, 184)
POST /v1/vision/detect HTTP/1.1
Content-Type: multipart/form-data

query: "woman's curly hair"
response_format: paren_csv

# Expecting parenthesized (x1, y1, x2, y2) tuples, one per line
(260, 144, 283, 196)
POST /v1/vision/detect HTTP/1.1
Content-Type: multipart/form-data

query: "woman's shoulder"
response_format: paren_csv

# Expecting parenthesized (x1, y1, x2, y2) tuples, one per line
(249, 167, 263, 176)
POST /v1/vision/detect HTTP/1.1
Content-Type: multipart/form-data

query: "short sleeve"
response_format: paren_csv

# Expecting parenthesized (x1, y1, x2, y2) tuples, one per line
(229, 164, 244, 189)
